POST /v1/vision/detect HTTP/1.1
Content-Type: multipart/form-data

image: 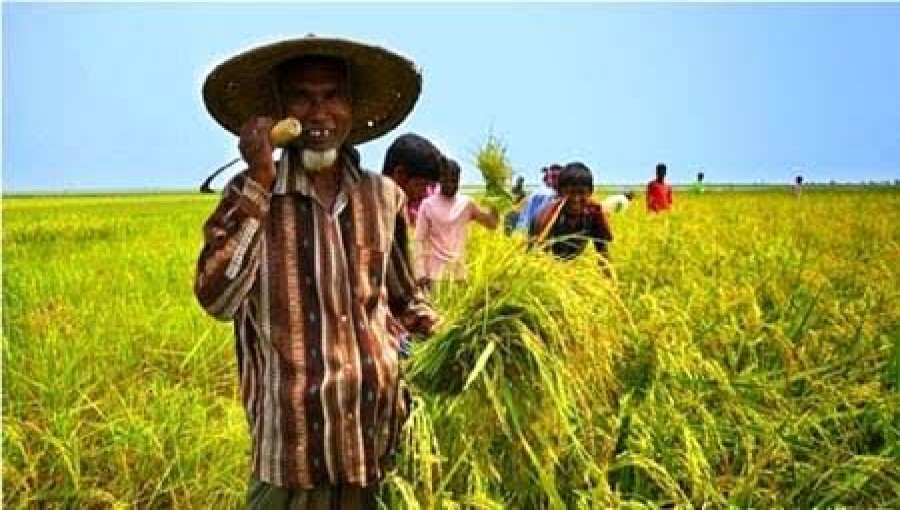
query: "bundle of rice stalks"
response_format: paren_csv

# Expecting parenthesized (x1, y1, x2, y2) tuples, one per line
(474, 135, 514, 211)
(400, 230, 627, 507)
(408, 296, 548, 397)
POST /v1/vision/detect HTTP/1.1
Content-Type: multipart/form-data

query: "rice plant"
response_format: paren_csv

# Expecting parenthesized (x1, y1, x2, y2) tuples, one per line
(3, 189, 899, 508)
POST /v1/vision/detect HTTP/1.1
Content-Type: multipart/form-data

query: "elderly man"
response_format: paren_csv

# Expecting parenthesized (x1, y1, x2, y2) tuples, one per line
(194, 35, 440, 508)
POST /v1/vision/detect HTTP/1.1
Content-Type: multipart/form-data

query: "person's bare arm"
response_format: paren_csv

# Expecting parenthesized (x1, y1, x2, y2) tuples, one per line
(470, 201, 500, 230)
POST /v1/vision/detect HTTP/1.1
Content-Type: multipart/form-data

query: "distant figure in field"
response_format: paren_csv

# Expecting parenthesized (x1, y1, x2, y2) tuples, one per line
(510, 175, 526, 204)
(414, 158, 499, 289)
(601, 191, 635, 213)
(793, 175, 804, 196)
(692, 171, 706, 194)
(503, 175, 528, 233)
(530, 162, 613, 267)
(515, 164, 562, 232)
(381, 133, 443, 226)
(646, 162, 674, 212)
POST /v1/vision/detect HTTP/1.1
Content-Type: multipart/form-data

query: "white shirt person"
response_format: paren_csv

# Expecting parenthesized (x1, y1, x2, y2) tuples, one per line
(601, 191, 635, 213)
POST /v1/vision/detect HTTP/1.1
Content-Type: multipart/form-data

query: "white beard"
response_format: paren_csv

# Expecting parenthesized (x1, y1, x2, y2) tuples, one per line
(301, 148, 338, 172)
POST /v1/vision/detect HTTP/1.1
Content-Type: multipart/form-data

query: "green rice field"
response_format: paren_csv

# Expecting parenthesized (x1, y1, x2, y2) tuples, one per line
(3, 189, 899, 508)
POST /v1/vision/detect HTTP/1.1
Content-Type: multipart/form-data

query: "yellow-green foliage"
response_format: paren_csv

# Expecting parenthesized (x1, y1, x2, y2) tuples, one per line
(474, 135, 514, 210)
(3, 189, 899, 508)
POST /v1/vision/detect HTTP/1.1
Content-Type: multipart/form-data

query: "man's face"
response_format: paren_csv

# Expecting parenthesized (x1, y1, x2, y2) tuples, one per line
(279, 60, 352, 151)
(560, 185, 592, 214)
(439, 168, 460, 197)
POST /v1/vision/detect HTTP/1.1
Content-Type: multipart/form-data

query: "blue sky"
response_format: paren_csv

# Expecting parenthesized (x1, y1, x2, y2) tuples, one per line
(3, 2, 899, 191)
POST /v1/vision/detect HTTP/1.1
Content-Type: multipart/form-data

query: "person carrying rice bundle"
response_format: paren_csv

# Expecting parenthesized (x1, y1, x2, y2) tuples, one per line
(194, 34, 440, 508)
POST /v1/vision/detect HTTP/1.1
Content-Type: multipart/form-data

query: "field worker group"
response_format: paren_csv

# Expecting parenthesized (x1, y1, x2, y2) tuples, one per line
(194, 32, 689, 509)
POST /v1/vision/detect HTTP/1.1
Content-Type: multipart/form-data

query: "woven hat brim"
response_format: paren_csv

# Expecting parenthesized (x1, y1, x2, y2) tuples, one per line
(202, 36, 422, 145)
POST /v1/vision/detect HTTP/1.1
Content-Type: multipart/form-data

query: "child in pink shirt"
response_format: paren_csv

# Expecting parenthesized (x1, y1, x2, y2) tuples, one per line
(414, 158, 499, 288)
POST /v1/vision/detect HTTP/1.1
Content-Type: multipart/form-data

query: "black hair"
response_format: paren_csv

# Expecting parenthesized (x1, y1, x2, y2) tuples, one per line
(542, 164, 564, 174)
(442, 158, 461, 176)
(557, 162, 593, 189)
(656, 163, 667, 174)
(381, 133, 442, 181)
(624, 191, 635, 200)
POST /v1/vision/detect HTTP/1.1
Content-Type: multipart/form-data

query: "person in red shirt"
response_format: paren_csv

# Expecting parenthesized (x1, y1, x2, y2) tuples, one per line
(646, 162, 674, 212)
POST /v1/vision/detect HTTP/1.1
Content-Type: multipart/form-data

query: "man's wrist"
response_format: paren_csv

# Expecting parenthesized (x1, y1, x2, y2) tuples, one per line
(237, 174, 272, 218)
(247, 163, 276, 191)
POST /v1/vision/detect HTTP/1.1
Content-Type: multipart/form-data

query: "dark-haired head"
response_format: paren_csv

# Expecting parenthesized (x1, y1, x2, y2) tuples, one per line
(655, 163, 667, 181)
(542, 164, 564, 189)
(558, 162, 593, 189)
(439, 158, 461, 197)
(382, 133, 442, 201)
(558, 162, 594, 213)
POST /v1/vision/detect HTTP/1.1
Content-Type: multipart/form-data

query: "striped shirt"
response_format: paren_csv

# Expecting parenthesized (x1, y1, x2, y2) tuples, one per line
(194, 149, 438, 488)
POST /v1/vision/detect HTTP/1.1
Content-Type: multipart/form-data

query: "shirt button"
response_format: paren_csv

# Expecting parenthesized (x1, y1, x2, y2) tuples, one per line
(347, 412, 354, 420)
(341, 315, 348, 323)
